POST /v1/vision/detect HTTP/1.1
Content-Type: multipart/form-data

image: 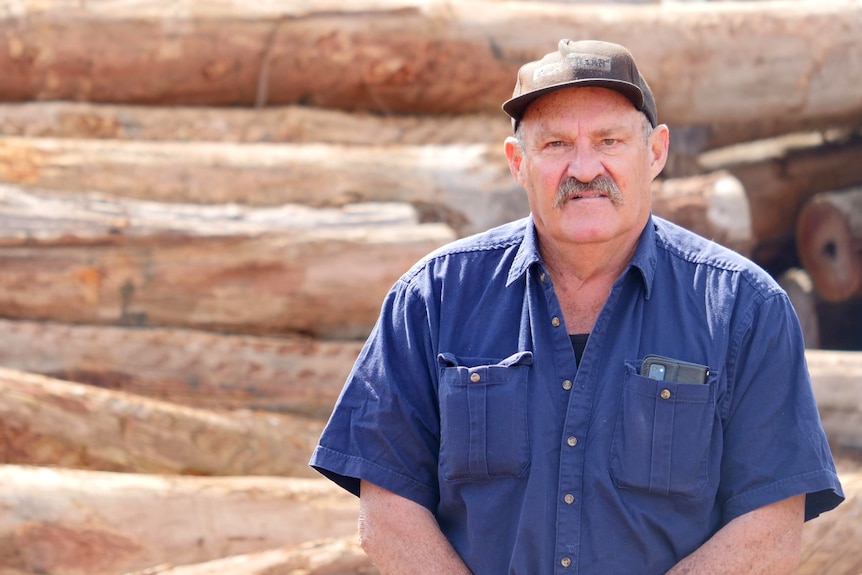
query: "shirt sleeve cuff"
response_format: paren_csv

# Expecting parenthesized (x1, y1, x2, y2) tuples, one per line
(309, 445, 440, 511)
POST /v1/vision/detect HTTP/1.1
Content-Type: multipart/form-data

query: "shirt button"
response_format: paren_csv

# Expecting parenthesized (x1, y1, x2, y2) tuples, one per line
(660, 388, 671, 400)
(539, 272, 547, 283)
(561, 556, 572, 568)
(562, 379, 573, 391)
(564, 493, 575, 504)
(567, 436, 578, 447)
(470, 373, 481, 383)
(551, 316, 561, 327)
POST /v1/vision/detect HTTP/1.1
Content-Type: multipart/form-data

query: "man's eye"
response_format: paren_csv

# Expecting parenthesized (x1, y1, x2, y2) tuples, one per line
(546, 141, 565, 148)
(601, 138, 618, 146)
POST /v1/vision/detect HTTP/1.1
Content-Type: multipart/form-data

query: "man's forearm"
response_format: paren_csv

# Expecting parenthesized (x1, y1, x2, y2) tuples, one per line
(358, 480, 473, 575)
(667, 494, 805, 575)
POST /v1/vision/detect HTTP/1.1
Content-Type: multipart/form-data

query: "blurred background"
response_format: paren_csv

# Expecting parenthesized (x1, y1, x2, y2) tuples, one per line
(0, 1, 860, 574)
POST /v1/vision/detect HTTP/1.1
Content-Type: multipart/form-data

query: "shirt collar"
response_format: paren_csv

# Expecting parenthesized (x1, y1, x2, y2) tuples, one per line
(506, 215, 543, 287)
(506, 214, 657, 300)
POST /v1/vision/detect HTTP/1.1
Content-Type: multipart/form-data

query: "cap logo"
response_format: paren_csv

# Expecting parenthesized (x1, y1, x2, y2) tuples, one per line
(566, 53, 612, 72)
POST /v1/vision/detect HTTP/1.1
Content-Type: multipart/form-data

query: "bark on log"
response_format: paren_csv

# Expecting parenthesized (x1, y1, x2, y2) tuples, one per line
(121, 538, 375, 575)
(0, 465, 358, 575)
(651, 170, 752, 256)
(0, 1, 860, 147)
(796, 187, 862, 302)
(0, 186, 455, 339)
(698, 131, 862, 267)
(0, 367, 323, 476)
(0, 137, 526, 235)
(0, 319, 359, 418)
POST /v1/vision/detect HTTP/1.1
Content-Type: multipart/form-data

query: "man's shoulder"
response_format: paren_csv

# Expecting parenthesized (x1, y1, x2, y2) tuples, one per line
(652, 216, 781, 296)
(401, 217, 530, 282)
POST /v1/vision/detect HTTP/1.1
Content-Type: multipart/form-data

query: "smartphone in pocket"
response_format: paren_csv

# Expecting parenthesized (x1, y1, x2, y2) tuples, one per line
(641, 355, 709, 384)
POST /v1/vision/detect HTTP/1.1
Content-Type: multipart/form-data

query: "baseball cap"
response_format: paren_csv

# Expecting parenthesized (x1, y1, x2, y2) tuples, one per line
(502, 39, 657, 129)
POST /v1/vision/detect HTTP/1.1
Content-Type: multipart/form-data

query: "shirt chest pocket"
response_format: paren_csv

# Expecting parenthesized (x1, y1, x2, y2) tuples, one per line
(437, 351, 533, 482)
(609, 365, 718, 498)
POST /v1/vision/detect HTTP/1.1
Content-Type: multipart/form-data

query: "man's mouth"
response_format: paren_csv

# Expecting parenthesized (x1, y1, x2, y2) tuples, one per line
(568, 190, 608, 200)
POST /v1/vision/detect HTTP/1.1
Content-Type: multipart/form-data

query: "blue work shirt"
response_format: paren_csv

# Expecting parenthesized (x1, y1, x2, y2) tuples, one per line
(310, 215, 844, 574)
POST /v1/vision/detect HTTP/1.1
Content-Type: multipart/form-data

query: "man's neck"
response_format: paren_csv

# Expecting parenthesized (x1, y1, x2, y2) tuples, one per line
(539, 232, 641, 334)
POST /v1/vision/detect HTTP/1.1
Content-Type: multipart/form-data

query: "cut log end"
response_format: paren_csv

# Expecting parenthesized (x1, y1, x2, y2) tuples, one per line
(796, 189, 862, 302)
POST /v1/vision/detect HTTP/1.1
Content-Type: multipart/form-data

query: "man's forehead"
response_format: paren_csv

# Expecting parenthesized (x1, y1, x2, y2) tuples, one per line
(521, 90, 643, 134)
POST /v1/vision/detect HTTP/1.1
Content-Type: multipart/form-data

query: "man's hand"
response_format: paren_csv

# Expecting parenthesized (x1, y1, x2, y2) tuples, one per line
(359, 480, 473, 575)
(667, 494, 805, 575)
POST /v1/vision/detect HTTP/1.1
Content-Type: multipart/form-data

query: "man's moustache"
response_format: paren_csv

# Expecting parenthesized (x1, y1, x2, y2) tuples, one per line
(555, 176, 624, 208)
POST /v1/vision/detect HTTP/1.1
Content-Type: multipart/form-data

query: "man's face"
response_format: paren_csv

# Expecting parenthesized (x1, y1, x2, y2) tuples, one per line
(505, 86, 668, 250)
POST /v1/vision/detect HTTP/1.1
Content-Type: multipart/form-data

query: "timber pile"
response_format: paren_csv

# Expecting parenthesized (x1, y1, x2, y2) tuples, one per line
(0, 1, 860, 573)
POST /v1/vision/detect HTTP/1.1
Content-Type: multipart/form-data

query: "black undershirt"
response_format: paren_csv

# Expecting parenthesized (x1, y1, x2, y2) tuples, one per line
(569, 333, 590, 366)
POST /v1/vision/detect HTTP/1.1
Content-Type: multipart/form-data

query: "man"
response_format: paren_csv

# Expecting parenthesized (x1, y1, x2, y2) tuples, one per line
(310, 39, 844, 574)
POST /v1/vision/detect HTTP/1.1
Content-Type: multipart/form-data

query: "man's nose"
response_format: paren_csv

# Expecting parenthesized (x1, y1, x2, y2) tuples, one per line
(566, 143, 604, 183)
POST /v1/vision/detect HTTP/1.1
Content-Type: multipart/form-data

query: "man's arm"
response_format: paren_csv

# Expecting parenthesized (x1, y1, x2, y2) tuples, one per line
(667, 494, 805, 575)
(358, 480, 473, 575)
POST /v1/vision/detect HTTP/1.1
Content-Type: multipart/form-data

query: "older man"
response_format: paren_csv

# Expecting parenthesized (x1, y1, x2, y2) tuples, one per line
(310, 39, 843, 574)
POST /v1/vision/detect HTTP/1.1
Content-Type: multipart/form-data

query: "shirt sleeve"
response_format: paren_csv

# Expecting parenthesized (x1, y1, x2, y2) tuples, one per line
(719, 290, 844, 523)
(309, 275, 443, 512)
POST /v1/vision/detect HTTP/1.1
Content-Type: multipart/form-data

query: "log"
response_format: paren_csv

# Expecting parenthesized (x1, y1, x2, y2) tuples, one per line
(0, 465, 359, 575)
(0, 101, 513, 146)
(0, 1, 860, 147)
(796, 187, 862, 302)
(125, 475, 862, 575)
(0, 186, 455, 339)
(0, 367, 323, 477)
(776, 268, 820, 349)
(0, 137, 526, 235)
(121, 538, 376, 575)
(698, 131, 862, 267)
(651, 170, 752, 256)
(0, 319, 359, 418)
(0, 327, 855, 459)
(0, 137, 762, 246)
(805, 350, 862, 456)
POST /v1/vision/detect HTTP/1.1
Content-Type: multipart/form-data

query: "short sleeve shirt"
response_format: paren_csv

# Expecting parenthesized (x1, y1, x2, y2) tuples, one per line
(310, 215, 844, 575)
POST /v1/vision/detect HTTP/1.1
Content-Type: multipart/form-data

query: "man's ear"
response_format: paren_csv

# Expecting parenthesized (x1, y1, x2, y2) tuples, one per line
(648, 124, 670, 179)
(504, 136, 524, 183)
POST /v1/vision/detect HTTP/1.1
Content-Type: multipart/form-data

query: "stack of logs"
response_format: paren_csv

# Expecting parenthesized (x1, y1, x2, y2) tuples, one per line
(0, 1, 860, 574)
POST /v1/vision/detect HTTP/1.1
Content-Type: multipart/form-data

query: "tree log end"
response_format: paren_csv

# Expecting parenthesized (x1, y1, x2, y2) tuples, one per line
(797, 191, 862, 302)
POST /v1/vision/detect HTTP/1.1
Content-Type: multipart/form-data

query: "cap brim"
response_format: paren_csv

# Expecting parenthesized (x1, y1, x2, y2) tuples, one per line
(502, 78, 645, 124)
